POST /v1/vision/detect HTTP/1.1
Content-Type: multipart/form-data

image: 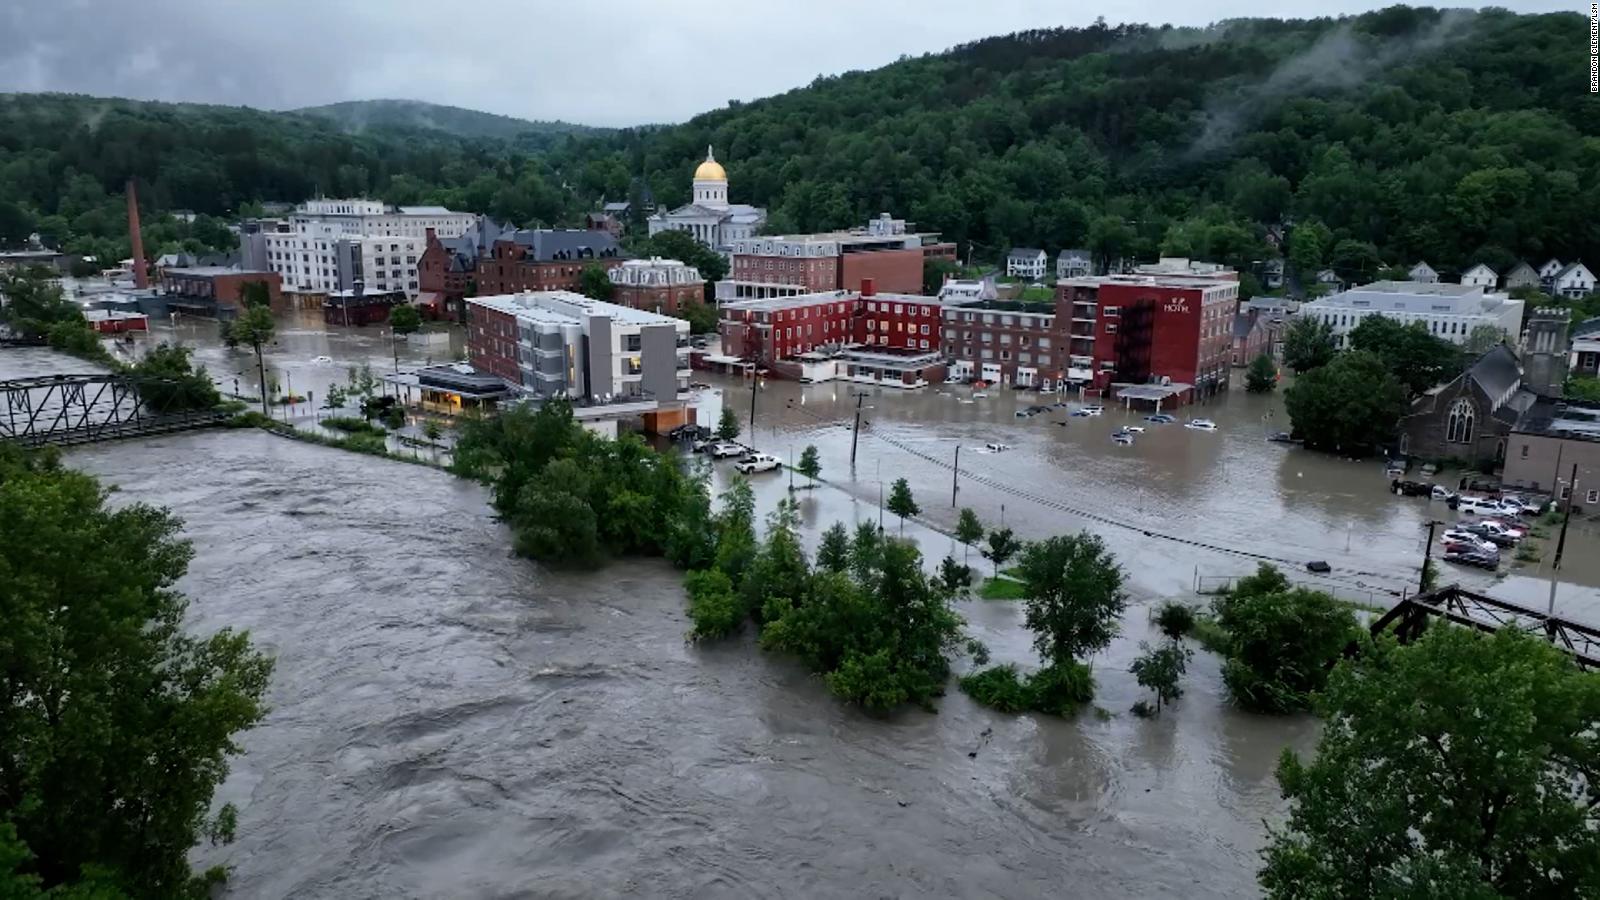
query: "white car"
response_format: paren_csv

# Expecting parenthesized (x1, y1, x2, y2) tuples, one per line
(1440, 529, 1496, 553)
(734, 452, 781, 474)
(983, 442, 1013, 453)
(1122, 425, 1145, 433)
(1185, 418, 1218, 431)
(1430, 485, 1457, 502)
(1081, 405, 1104, 416)
(1500, 494, 1545, 515)
(708, 441, 746, 459)
(1477, 519, 1526, 540)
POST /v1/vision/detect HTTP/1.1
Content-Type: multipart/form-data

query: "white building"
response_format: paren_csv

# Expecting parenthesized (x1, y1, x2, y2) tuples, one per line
(467, 291, 691, 409)
(1134, 257, 1236, 279)
(1056, 249, 1092, 280)
(262, 199, 476, 297)
(647, 147, 767, 252)
(1006, 248, 1047, 279)
(1300, 281, 1525, 349)
(1408, 261, 1439, 283)
(1460, 263, 1498, 289)
(1552, 262, 1596, 299)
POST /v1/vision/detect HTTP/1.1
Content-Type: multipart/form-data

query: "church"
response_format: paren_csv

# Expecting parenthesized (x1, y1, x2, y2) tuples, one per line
(647, 147, 766, 253)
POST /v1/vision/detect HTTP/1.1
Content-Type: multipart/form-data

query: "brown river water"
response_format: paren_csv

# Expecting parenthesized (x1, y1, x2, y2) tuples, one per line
(6, 323, 1600, 899)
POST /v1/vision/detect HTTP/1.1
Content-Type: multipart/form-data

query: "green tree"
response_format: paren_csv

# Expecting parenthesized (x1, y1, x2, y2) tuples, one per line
(1348, 315, 1462, 396)
(646, 229, 728, 285)
(1129, 641, 1190, 715)
(1262, 627, 1600, 898)
(923, 257, 959, 294)
(1281, 317, 1336, 374)
(938, 554, 973, 597)
(223, 304, 276, 415)
(715, 406, 740, 442)
(1211, 574, 1360, 714)
(981, 526, 1021, 576)
(677, 299, 717, 334)
(0, 446, 272, 897)
(386, 304, 422, 370)
(816, 522, 852, 572)
(129, 342, 221, 412)
(1154, 601, 1196, 640)
(1464, 323, 1508, 354)
(1245, 353, 1277, 393)
(955, 507, 984, 563)
(886, 477, 919, 533)
(0, 265, 81, 338)
(577, 263, 615, 301)
(797, 444, 820, 488)
(1284, 350, 1407, 455)
(741, 498, 810, 618)
(1566, 375, 1600, 402)
(684, 568, 741, 640)
(1017, 532, 1127, 667)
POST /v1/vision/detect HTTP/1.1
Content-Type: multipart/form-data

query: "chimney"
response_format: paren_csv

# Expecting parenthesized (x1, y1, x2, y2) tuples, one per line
(861, 277, 876, 298)
(425, 227, 437, 246)
(126, 179, 148, 289)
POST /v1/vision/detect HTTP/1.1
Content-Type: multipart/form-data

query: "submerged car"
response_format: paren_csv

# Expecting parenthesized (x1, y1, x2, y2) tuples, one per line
(1145, 413, 1177, 424)
(1443, 548, 1499, 570)
(1185, 418, 1218, 431)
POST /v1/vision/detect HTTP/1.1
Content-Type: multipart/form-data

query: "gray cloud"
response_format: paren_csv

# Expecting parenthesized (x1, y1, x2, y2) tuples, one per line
(0, 0, 1576, 127)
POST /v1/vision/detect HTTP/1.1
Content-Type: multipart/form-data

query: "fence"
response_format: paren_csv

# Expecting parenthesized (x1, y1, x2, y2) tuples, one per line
(1194, 569, 1405, 612)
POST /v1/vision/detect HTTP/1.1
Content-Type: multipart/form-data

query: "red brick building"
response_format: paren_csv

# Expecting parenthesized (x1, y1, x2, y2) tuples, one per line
(853, 289, 944, 354)
(419, 222, 624, 320)
(1071, 275, 1240, 402)
(159, 267, 283, 317)
(719, 213, 950, 301)
(466, 300, 522, 385)
(718, 291, 858, 361)
(608, 257, 705, 315)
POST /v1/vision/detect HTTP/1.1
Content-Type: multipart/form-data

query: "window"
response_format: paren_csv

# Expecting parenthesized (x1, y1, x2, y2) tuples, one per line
(867, 320, 875, 331)
(1521, 443, 1529, 459)
(920, 324, 930, 335)
(1446, 398, 1475, 444)
(919, 340, 928, 349)
(1587, 490, 1598, 504)
(1104, 306, 1120, 318)
(1038, 338, 1051, 350)
(1106, 323, 1118, 334)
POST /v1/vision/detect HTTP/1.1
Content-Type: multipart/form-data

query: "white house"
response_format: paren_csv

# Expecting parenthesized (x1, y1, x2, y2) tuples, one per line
(1408, 261, 1439, 283)
(1460, 263, 1498, 289)
(1505, 261, 1541, 290)
(1299, 281, 1525, 349)
(1262, 259, 1285, 289)
(1056, 248, 1092, 280)
(1552, 262, 1596, 299)
(1538, 258, 1565, 291)
(1315, 269, 1343, 290)
(1006, 248, 1047, 280)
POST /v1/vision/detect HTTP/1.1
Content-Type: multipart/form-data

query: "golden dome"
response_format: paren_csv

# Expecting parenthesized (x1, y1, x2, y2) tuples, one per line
(694, 146, 726, 182)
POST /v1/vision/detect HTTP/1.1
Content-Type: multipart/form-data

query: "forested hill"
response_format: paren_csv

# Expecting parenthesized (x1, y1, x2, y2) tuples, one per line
(294, 99, 595, 141)
(574, 6, 1597, 280)
(1, 7, 1597, 284)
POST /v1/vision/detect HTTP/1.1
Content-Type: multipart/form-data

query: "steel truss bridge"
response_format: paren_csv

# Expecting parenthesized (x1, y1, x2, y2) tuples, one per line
(1365, 585, 1600, 669)
(1, 373, 229, 448)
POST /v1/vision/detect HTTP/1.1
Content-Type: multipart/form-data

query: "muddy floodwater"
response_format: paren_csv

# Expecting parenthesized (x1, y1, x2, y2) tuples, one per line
(6, 332, 1599, 898)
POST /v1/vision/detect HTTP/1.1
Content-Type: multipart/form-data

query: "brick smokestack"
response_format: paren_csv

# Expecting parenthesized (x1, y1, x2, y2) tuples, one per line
(126, 179, 148, 288)
(861, 277, 876, 297)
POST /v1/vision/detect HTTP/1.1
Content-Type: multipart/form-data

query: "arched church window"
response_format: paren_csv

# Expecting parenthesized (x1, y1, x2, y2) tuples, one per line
(1446, 398, 1475, 444)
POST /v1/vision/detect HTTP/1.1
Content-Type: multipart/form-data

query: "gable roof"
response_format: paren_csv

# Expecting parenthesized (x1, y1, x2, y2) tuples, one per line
(1009, 247, 1044, 258)
(1463, 263, 1497, 276)
(1555, 261, 1594, 282)
(1056, 248, 1090, 260)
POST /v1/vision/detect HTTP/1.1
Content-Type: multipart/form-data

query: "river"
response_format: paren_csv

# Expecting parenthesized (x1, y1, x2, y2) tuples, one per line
(4, 334, 1595, 899)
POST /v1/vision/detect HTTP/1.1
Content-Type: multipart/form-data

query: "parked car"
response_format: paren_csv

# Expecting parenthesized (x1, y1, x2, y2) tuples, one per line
(1459, 475, 1502, 493)
(1461, 523, 1518, 548)
(734, 452, 782, 474)
(1456, 496, 1500, 515)
(1440, 529, 1497, 553)
(1479, 517, 1528, 538)
(1145, 413, 1177, 424)
(1266, 431, 1296, 443)
(669, 423, 711, 442)
(1080, 405, 1104, 416)
(1443, 548, 1499, 570)
(1121, 424, 1145, 433)
(1184, 418, 1218, 431)
(1430, 485, 1457, 502)
(708, 441, 746, 459)
(1391, 479, 1432, 497)
(1499, 494, 1546, 516)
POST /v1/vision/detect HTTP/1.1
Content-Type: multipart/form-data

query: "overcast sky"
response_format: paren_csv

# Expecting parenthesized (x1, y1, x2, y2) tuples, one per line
(0, 0, 1578, 127)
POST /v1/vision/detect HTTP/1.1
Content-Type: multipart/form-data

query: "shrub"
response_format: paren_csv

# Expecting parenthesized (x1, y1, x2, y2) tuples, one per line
(322, 416, 384, 436)
(685, 568, 741, 640)
(1213, 587, 1360, 714)
(337, 433, 389, 456)
(1154, 601, 1196, 639)
(1026, 661, 1094, 714)
(959, 665, 1034, 713)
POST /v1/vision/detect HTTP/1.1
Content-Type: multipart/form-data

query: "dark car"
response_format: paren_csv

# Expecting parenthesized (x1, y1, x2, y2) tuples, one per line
(669, 423, 712, 442)
(1391, 479, 1433, 497)
(1461, 523, 1518, 547)
(1459, 475, 1502, 493)
(1443, 549, 1499, 570)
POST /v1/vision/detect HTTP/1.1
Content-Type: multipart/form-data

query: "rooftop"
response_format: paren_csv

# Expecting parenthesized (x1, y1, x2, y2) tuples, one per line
(162, 266, 273, 277)
(396, 205, 459, 216)
(470, 290, 684, 328)
(1306, 280, 1518, 314)
(1515, 398, 1600, 443)
(719, 290, 855, 313)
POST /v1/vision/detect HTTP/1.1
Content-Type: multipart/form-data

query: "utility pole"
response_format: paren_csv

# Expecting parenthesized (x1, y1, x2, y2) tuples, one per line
(1420, 519, 1441, 594)
(951, 444, 961, 507)
(748, 363, 759, 439)
(850, 392, 864, 468)
(1547, 462, 1578, 617)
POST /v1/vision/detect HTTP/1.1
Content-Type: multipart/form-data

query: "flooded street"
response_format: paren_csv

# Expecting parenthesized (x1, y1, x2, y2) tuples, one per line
(5, 334, 1599, 898)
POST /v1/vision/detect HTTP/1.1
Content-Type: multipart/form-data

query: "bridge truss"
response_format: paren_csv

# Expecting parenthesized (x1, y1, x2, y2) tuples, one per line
(0, 374, 227, 448)
(1367, 586, 1600, 669)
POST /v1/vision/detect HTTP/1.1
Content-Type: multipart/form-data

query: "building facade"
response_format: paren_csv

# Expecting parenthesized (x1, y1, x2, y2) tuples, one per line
(608, 257, 704, 315)
(1502, 399, 1600, 497)
(158, 267, 282, 318)
(942, 301, 1061, 388)
(419, 224, 624, 317)
(468, 291, 691, 405)
(1006, 248, 1047, 279)
(1396, 344, 1533, 468)
(1056, 249, 1092, 281)
(1299, 281, 1525, 349)
(719, 213, 948, 301)
(262, 200, 474, 297)
(647, 147, 766, 252)
(1461, 263, 1498, 289)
